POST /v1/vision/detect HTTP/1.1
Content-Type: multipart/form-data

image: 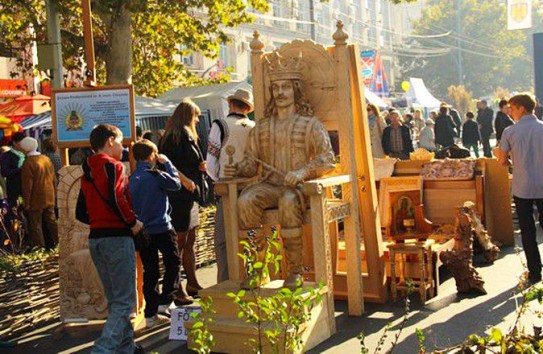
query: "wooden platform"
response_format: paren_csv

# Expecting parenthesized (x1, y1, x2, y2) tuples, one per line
(185, 280, 333, 354)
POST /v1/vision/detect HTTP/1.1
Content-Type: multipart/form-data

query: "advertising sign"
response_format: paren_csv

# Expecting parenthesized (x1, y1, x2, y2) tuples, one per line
(52, 85, 135, 148)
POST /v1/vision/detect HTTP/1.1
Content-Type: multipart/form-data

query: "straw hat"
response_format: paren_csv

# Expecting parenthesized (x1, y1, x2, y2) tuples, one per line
(227, 89, 254, 113)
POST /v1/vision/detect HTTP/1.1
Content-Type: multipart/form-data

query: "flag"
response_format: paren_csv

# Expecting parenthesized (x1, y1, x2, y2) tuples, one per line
(370, 52, 391, 98)
(507, 0, 532, 30)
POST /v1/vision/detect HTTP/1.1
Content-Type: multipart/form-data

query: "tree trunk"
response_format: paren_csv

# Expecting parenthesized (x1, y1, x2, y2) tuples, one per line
(104, 4, 132, 84)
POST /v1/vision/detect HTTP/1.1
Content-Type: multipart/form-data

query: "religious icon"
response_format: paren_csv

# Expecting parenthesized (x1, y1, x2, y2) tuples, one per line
(395, 196, 415, 233)
(65, 110, 83, 131)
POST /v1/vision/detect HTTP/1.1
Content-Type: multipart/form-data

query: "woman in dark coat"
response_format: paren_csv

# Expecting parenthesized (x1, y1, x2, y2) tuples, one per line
(160, 99, 206, 301)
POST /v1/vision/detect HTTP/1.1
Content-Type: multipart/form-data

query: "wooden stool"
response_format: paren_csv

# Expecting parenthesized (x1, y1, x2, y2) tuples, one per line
(389, 242, 435, 303)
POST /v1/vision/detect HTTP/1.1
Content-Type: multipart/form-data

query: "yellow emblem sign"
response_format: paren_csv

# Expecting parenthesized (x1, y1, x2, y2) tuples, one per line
(511, 0, 528, 23)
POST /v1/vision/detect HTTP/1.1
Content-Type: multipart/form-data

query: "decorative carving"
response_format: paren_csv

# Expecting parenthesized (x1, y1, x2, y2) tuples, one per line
(327, 201, 351, 222)
(463, 201, 500, 264)
(263, 40, 337, 128)
(421, 159, 475, 180)
(410, 148, 434, 161)
(333, 21, 348, 46)
(250, 30, 264, 53)
(58, 166, 107, 320)
(440, 206, 487, 295)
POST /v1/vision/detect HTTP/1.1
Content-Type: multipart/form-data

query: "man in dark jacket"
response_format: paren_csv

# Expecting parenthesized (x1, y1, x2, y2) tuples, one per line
(462, 112, 480, 157)
(382, 110, 414, 160)
(434, 106, 457, 149)
(476, 100, 494, 157)
(442, 102, 461, 137)
(0, 132, 26, 207)
(494, 99, 514, 145)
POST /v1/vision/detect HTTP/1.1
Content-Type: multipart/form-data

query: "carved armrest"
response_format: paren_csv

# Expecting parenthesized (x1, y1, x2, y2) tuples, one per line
(214, 177, 256, 197)
(302, 174, 352, 196)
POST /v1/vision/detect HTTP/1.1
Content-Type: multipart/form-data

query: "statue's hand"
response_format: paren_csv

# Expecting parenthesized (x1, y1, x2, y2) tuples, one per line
(284, 170, 305, 188)
(223, 163, 238, 179)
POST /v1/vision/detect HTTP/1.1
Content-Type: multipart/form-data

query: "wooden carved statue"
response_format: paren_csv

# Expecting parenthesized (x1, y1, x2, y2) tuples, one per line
(57, 166, 107, 320)
(224, 51, 336, 290)
(440, 206, 486, 295)
(463, 201, 500, 263)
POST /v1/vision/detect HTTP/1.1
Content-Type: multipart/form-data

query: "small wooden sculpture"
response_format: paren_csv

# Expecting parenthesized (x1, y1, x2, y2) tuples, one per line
(463, 201, 500, 263)
(440, 206, 486, 295)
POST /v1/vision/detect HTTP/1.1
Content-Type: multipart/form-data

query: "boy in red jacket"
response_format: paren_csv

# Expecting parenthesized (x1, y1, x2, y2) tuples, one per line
(80, 124, 144, 354)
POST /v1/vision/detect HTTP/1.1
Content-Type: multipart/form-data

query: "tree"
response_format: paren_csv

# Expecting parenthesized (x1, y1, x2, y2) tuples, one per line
(447, 84, 472, 118)
(1, 0, 418, 97)
(1, 0, 269, 96)
(399, 0, 533, 99)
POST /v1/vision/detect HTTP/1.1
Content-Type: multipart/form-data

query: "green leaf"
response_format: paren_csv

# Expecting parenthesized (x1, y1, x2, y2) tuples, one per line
(490, 327, 503, 343)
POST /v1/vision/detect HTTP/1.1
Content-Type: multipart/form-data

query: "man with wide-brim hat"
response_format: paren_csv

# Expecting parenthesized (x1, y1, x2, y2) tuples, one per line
(206, 87, 256, 283)
(226, 88, 255, 113)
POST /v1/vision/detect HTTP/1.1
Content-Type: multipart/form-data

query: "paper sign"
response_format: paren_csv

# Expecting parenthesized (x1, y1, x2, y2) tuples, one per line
(169, 306, 201, 341)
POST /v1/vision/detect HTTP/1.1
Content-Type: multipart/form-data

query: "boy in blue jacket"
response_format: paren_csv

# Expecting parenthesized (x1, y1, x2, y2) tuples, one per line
(129, 139, 184, 328)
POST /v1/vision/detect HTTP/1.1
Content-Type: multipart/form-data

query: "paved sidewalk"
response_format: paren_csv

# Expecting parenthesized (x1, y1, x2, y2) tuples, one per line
(5, 228, 543, 353)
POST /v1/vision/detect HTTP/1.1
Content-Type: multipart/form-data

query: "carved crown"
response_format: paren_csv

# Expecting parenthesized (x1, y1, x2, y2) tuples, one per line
(265, 51, 304, 82)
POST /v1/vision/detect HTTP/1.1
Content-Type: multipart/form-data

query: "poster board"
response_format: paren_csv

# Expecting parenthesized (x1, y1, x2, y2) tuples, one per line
(51, 85, 136, 148)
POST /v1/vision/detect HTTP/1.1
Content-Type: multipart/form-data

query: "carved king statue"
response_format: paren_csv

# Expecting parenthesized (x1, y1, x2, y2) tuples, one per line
(225, 52, 336, 289)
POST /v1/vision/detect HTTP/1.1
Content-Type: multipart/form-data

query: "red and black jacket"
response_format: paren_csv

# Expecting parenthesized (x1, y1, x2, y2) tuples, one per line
(81, 153, 137, 238)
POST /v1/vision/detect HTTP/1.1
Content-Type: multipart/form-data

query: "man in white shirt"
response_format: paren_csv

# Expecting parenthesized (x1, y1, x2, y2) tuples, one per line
(206, 89, 255, 282)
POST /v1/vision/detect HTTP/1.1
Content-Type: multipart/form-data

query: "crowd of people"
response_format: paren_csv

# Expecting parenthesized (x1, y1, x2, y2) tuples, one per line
(367, 99, 523, 160)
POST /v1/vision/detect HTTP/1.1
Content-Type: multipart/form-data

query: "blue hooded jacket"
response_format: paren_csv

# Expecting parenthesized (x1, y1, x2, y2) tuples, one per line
(129, 160, 181, 234)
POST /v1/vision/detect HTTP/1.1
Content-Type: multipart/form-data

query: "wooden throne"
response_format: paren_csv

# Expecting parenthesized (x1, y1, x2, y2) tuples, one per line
(216, 21, 387, 320)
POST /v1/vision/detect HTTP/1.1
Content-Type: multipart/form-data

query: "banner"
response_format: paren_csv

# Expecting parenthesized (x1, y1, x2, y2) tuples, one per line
(360, 50, 376, 87)
(507, 0, 532, 30)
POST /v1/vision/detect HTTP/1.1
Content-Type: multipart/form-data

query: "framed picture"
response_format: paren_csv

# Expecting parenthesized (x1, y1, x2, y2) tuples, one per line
(388, 190, 422, 236)
(378, 176, 423, 232)
(52, 85, 136, 148)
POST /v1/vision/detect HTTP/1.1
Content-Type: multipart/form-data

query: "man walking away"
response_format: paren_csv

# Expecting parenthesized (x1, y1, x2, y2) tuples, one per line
(462, 112, 480, 158)
(494, 99, 514, 145)
(434, 106, 457, 150)
(206, 89, 255, 283)
(477, 100, 494, 157)
(20, 137, 58, 249)
(496, 94, 543, 283)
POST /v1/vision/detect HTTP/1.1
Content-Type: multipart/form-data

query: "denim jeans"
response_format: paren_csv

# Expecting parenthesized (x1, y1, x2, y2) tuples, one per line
(89, 237, 136, 354)
(513, 196, 543, 279)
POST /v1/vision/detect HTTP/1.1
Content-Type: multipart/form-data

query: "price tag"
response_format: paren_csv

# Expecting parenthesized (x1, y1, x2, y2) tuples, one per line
(169, 306, 201, 341)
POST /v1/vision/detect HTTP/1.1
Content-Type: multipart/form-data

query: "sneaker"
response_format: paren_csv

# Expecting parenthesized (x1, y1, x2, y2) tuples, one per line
(157, 301, 175, 315)
(134, 343, 145, 354)
(145, 314, 170, 329)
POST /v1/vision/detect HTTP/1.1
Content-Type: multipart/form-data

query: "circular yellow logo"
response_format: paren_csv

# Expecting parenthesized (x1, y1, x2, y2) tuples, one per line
(65, 110, 83, 131)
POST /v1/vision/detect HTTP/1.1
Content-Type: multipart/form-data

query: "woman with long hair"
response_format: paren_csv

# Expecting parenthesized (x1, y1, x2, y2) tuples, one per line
(367, 103, 386, 158)
(159, 99, 206, 303)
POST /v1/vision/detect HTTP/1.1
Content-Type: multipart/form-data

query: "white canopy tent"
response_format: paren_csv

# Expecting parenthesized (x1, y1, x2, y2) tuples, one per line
(364, 87, 388, 109)
(403, 77, 441, 109)
(159, 81, 251, 122)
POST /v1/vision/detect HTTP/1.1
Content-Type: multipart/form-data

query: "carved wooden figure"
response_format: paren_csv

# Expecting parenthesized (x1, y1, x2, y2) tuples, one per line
(440, 206, 486, 295)
(463, 201, 500, 263)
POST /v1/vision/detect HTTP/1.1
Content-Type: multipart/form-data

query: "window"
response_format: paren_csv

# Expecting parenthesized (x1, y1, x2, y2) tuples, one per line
(297, 0, 310, 33)
(219, 44, 231, 68)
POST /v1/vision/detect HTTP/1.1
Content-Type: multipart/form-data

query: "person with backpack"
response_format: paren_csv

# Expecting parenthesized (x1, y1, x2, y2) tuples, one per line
(77, 124, 144, 354)
(206, 88, 255, 283)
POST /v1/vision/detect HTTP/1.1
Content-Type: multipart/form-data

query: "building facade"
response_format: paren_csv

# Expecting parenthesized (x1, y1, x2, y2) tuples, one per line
(184, 0, 423, 94)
